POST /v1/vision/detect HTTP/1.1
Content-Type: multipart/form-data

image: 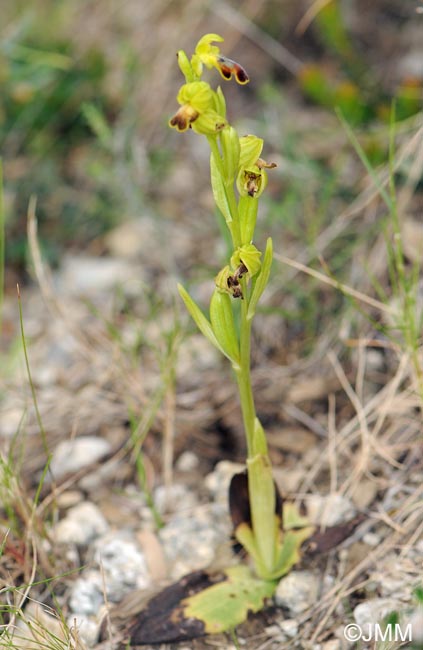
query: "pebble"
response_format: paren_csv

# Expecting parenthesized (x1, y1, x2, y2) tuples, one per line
(275, 570, 320, 614)
(354, 598, 401, 635)
(50, 436, 112, 479)
(56, 490, 84, 509)
(69, 571, 104, 615)
(93, 532, 150, 601)
(176, 450, 199, 472)
(305, 494, 356, 527)
(159, 503, 231, 579)
(279, 618, 299, 638)
(204, 460, 245, 503)
(153, 482, 198, 515)
(68, 615, 99, 647)
(408, 608, 423, 644)
(53, 501, 109, 545)
(362, 532, 381, 547)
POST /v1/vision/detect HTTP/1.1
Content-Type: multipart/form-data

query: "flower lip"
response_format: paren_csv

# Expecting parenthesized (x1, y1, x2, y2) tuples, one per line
(216, 55, 249, 84)
(169, 105, 199, 132)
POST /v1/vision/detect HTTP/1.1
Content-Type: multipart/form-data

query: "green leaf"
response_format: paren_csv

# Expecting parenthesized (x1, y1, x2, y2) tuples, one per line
(178, 284, 226, 357)
(209, 289, 240, 367)
(233, 522, 261, 565)
(220, 126, 240, 182)
(247, 453, 277, 577)
(247, 237, 273, 320)
(183, 565, 277, 635)
(283, 502, 312, 530)
(239, 195, 258, 245)
(272, 527, 315, 579)
(210, 152, 233, 224)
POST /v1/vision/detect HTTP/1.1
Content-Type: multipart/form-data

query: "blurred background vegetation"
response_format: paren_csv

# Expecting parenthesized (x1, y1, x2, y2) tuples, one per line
(1, 0, 421, 349)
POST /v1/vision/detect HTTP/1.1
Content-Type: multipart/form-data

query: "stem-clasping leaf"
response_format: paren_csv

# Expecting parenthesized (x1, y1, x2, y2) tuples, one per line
(210, 289, 240, 367)
(210, 152, 233, 223)
(178, 284, 239, 366)
(247, 237, 273, 320)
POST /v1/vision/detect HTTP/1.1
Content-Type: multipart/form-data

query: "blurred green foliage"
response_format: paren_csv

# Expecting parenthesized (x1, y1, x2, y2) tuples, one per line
(1, 8, 129, 270)
(298, 0, 421, 128)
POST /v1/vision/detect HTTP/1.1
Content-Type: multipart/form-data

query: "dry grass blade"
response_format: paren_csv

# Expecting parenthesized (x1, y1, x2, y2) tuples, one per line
(275, 253, 394, 314)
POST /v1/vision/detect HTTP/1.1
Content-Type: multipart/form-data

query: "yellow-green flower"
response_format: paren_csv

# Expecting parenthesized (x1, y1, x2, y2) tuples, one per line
(191, 33, 249, 85)
(236, 135, 276, 198)
(169, 81, 227, 134)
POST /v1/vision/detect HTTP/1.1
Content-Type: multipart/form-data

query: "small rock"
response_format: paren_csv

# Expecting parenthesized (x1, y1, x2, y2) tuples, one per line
(204, 460, 245, 503)
(53, 502, 109, 545)
(306, 494, 356, 527)
(68, 615, 99, 647)
(408, 608, 423, 644)
(264, 624, 284, 641)
(350, 479, 378, 510)
(176, 451, 199, 472)
(279, 618, 299, 638)
(69, 571, 104, 615)
(159, 503, 230, 579)
(56, 490, 84, 509)
(402, 219, 423, 264)
(93, 532, 150, 601)
(362, 532, 381, 547)
(50, 437, 112, 479)
(154, 483, 198, 515)
(354, 598, 401, 636)
(275, 571, 320, 614)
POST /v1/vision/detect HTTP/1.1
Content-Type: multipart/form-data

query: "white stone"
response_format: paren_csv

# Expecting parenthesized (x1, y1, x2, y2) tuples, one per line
(159, 503, 231, 579)
(279, 618, 299, 638)
(306, 494, 355, 526)
(153, 483, 198, 515)
(204, 460, 245, 503)
(176, 451, 199, 472)
(53, 502, 109, 545)
(68, 615, 99, 647)
(93, 532, 150, 601)
(50, 437, 112, 479)
(275, 571, 320, 614)
(354, 598, 401, 637)
(362, 532, 381, 547)
(408, 609, 423, 644)
(69, 572, 104, 615)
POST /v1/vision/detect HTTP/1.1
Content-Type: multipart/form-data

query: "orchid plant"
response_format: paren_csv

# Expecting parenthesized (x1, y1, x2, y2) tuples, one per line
(129, 35, 315, 642)
(171, 33, 314, 581)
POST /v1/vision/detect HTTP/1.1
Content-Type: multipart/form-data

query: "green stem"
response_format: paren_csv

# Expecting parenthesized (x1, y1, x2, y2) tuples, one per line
(235, 279, 265, 459)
